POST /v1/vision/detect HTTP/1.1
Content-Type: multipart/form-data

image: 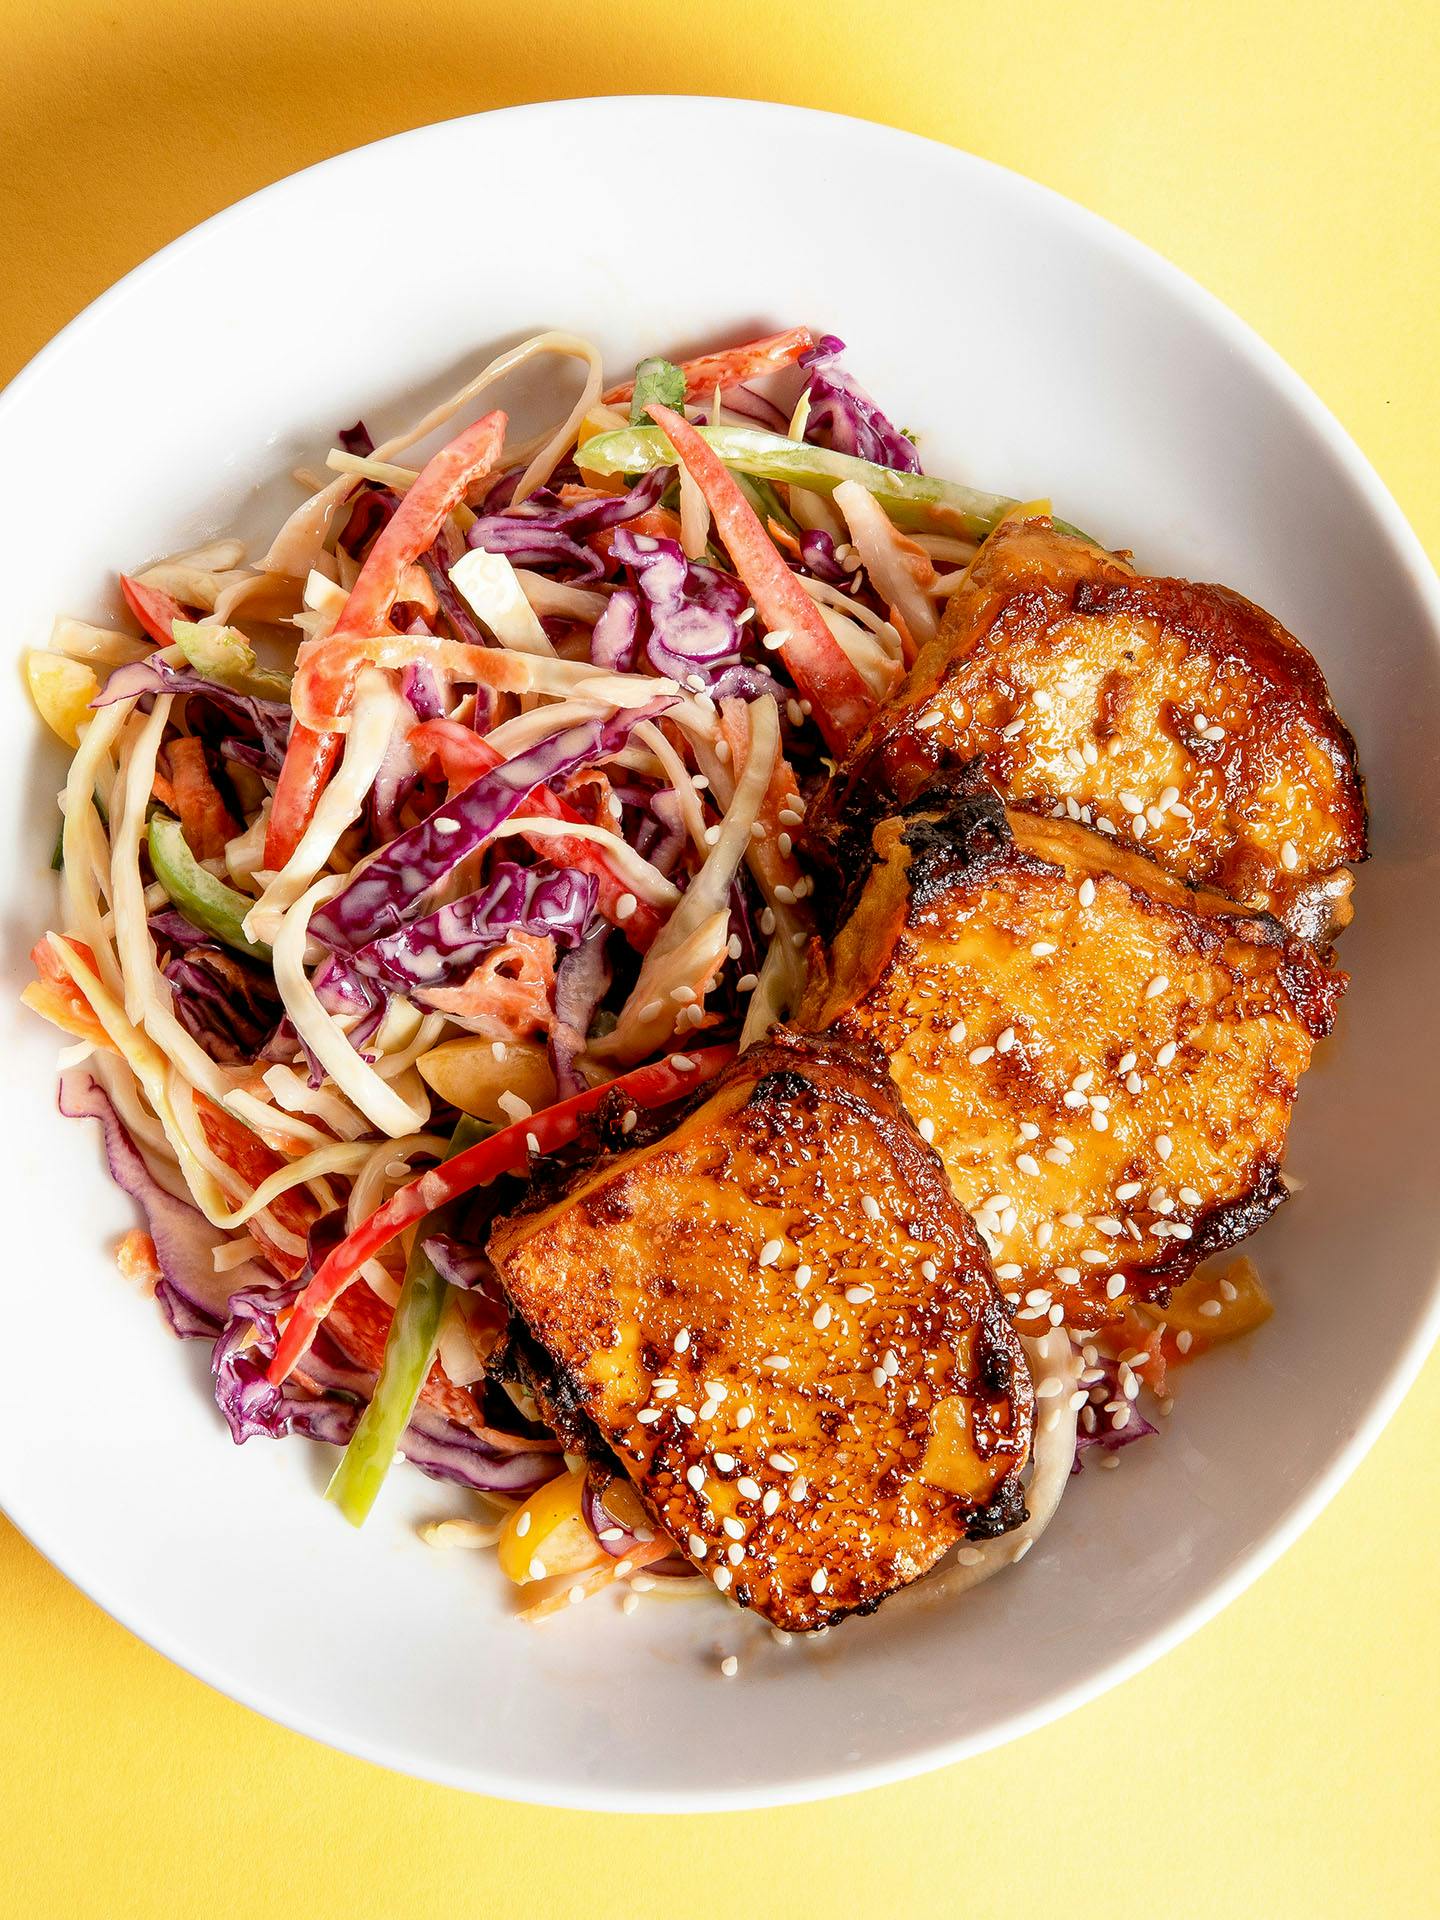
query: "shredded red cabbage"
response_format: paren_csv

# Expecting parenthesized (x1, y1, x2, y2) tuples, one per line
(57, 1069, 268, 1338)
(309, 707, 667, 953)
(550, 919, 613, 1098)
(350, 862, 597, 993)
(163, 947, 284, 1065)
(94, 659, 291, 774)
(801, 333, 922, 474)
(212, 1281, 554, 1492)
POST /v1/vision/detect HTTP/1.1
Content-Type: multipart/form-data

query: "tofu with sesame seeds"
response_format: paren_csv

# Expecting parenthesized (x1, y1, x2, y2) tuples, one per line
(799, 792, 1345, 1329)
(810, 517, 1367, 944)
(487, 1030, 1034, 1632)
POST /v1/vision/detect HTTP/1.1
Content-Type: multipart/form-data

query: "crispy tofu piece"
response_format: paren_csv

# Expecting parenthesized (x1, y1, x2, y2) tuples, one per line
(487, 1031, 1034, 1632)
(799, 795, 1345, 1329)
(811, 518, 1367, 943)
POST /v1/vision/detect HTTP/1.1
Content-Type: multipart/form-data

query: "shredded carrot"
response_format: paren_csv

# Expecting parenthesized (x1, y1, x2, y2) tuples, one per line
(151, 771, 177, 811)
(167, 735, 238, 861)
(116, 1228, 162, 1293)
(22, 935, 114, 1050)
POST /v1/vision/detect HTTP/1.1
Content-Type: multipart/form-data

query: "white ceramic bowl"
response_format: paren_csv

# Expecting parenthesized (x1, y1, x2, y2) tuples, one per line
(2, 98, 1437, 1812)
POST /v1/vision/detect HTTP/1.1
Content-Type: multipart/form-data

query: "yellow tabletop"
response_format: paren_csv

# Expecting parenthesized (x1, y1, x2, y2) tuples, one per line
(3, 3, 1437, 1913)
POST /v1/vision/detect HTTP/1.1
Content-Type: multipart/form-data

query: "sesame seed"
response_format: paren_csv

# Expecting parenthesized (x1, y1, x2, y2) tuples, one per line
(720, 1654, 739, 1678)
(769, 1451, 797, 1472)
(1067, 797, 1082, 820)
(713, 1452, 735, 1472)
(761, 1354, 790, 1371)
(812, 1301, 832, 1330)
(675, 1406, 695, 1424)
(1036, 1377, 1063, 1400)
(1091, 1110, 1109, 1132)
(1281, 840, 1299, 871)
(845, 1285, 874, 1305)
(1116, 1181, 1142, 1201)
(1061, 1211, 1084, 1227)
(1012, 1537, 1034, 1562)
(1066, 745, 1086, 771)
(1110, 1406, 1131, 1431)
(790, 1475, 808, 1500)
(1081, 1249, 1109, 1264)
(1016, 1152, 1042, 1177)
(810, 1569, 828, 1595)
(688, 1533, 708, 1558)
(921, 1259, 938, 1282)
(1219, 1276, 1238, 1301)
(528, 1557, 548, 1581)
(722, 1515, 745, 1540)
(686, 1465, 707, 1491)
(1177, 1329, 1193, 1353)
(674, 1328, 691, 1354)
(1082, 741, 1099, 765)
(1001, 717, 1026, 739)
(1156, 1134, 1173, 1161)
(1199, 1299, 1223, 1318)
(1037, 1222, 1054, 1246)
(757, 1238, 784, 1268)
(736, 972, 759, 993)
(996, 1263, 1022, 1281)
(918, 1116, 936, 1143)
(1044, 1147, 1068, 1164)
(1032, 940, 1057, 957)
(871, 1367, 888, 1389)
(997, 1026, 1016, 1053)
(525, 1132, 541, 1155)
(1019, 1122, 1041, 1141)
(1093, 1217, 1123, 1236)
(1144, 975, 1169, 1000)
(737, 1477, 763, 1501)
(1179, 1186, 1202, 1206)
(698, 1398, 720, 1420)
(1156, 1041, 1178, 1068)
(1033, 688, 1053, 711)
(653, 1379, 678, 1398)
(916, 709, 944, 731)
(614, 892, 638, 922)
(1105, 1275, 1126, 1299)
(671, 1054, 697, 1073)
(968, 1045, 995, 1065)
(861, 1194, 882, 1222)
(713, 1566, 733, 1591)
(637, 1409, 661, 1425)
(1078, 878, 1096, 907)
(1047, 1303, 1065, 1325)
(947, 1020, 967, 1044)
(1201, 724, 1226, 742)
(1097, 816, 1118, 835)
(1001, 1206, 1018, 1233)
(1126, 1071, 1143, 1093)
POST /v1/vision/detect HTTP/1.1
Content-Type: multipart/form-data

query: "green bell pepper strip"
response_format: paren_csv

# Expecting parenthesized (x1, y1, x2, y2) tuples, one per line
(732, 470, 800, 539)
(578, 422, 1088, 542)
(627, 356, 686, 427)
(147, 812, 270, 960)
(51, 786, 110, 871)
(325, 1117, 489, 1527)
(171, 620, 293, 701)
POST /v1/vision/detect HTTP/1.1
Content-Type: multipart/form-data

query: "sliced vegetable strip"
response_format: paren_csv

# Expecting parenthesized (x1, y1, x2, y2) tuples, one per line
(275, 410, 508, 848)
(149, 814, 270, 960)
(645, 403, 876, 753)
(120, 573, 188, 645)
(167, 735, 238, 860)
(602, 328, 815, 405)
(264, 723, 341, 870)
(578, 420, 1022, 539)
(267, 1045, 733, 1384)
(325, 1117, 486, 1526)
(408, 718, 665, 949)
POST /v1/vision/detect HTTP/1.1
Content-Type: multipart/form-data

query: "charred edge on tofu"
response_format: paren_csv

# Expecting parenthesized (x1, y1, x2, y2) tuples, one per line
(891, 789, 1345, 1044)
(487, 1032, 1036, 1621)
(805, 523, 1369, 947)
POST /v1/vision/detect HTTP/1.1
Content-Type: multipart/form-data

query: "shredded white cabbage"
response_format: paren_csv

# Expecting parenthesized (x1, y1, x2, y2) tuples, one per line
(591, 697, 780, 1063)
(243, 668, 400, 944)
(633, 720, 711, 853)
(272, 876, 432, 1139)
(261, 1062, 371, 1141)
(493, 816, 681, 908)
(49, 617, 152, 670)
(450, 548, 555, 656)
(514, 571, 609, 623)
(833, 479, 938, 645)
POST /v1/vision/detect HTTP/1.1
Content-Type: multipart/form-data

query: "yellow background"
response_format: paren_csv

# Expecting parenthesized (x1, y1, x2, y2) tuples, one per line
(3, 3, 1437, 1913)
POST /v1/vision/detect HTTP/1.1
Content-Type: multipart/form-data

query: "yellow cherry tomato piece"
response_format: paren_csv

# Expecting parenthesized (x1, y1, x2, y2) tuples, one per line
(1162, 1256, 1274, 1341)
(26, 650, 99, 747)
(497, 1468, 607, 1587)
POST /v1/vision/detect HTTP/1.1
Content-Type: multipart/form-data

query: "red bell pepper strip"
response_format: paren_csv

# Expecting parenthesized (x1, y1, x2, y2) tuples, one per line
(645, 403, 876, 754)
(602, 328, 815, 406)
(267, 1043, 734, 1384)
(264, 723, 342, 869)
(271, 410, 509, 859)
(120, 574, 189, 646)
(408, 717, 666, 951)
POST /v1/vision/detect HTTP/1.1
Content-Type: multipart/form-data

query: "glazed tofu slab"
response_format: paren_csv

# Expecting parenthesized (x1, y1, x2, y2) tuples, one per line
(811, 518, 1367, 943)
(488, 1031, 1034, 1631)
(799, 795, 1345, 1329)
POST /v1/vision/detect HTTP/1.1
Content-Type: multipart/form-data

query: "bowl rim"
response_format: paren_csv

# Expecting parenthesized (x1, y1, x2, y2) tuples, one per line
(3, 93, 1439, 1812)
